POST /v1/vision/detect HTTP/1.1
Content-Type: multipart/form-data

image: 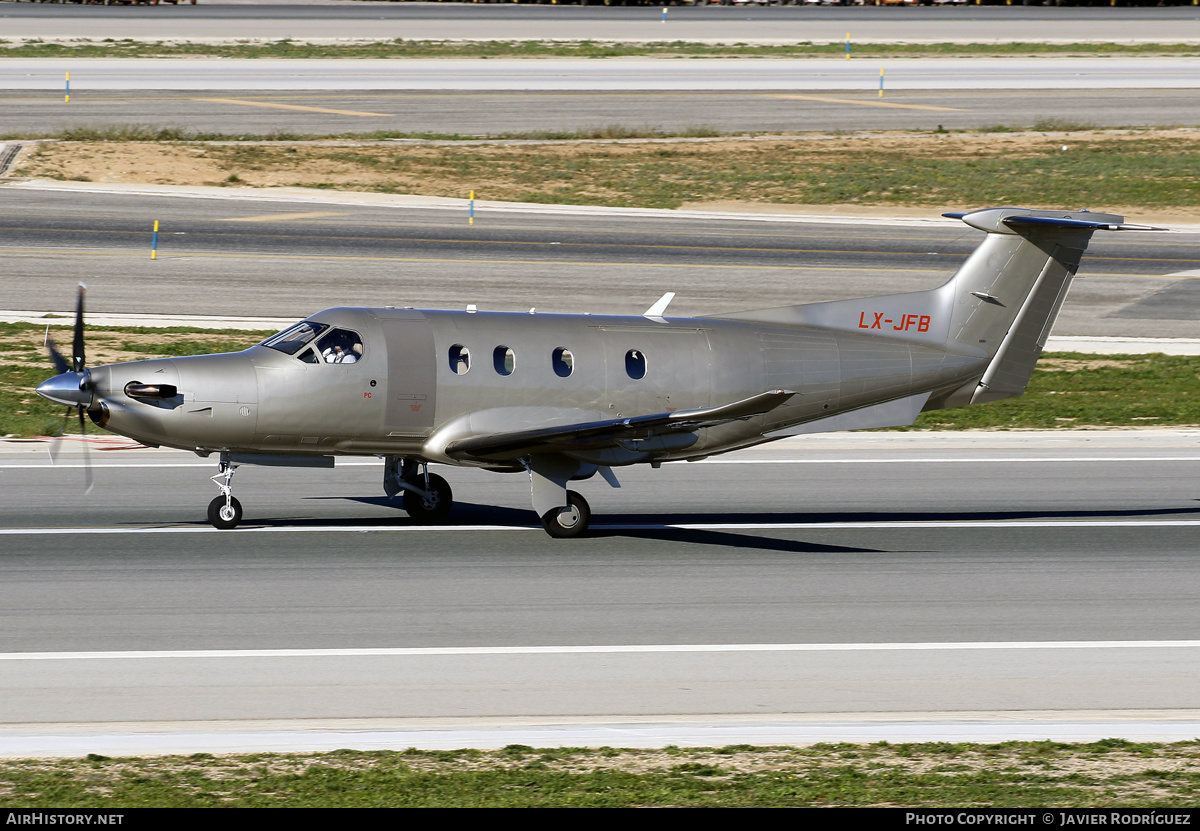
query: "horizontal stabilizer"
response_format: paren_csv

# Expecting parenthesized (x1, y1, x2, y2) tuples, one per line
(446, 389, 794, 461)
(1001, 215, 1165, 232)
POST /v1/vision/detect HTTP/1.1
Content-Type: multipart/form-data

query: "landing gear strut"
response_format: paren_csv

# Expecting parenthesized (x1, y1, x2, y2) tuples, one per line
(528, 456, 600, 538)
(207, 456, 243, 530)
(384, 457, 454, 524)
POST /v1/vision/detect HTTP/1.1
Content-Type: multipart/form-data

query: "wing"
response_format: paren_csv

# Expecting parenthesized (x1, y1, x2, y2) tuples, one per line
(443, 389, 795, 462)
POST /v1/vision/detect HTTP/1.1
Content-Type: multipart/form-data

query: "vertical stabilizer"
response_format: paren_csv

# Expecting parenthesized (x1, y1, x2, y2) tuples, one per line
(941, 208, 1142, 404)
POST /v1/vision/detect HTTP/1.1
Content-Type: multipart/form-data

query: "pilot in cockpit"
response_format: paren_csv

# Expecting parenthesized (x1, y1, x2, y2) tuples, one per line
(321, 332, 362, 364)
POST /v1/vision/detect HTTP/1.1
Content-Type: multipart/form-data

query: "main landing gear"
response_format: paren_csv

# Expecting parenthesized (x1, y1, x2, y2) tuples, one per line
(208, 457, 243, 530)
(528, 456, 604, 539)
(384, 457, 454, 523)
(540, 490, 591, 539)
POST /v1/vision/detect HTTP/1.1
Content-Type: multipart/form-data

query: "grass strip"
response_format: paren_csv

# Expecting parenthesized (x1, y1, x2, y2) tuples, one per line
(3, 323, 1197, 438)
(14, 130, 1200, 210)
(2, 740, 1198, 808)
(3, 39, 1200, 60)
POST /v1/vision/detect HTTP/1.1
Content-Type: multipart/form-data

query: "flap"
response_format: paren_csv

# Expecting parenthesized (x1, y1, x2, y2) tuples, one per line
(445, 389, 794, 461)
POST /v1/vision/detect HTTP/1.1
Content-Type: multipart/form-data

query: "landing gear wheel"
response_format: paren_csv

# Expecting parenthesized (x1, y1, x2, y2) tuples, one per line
(541, 491, 591, 539)
(207, 496, 243, 530)
(403, 473, 453, 524)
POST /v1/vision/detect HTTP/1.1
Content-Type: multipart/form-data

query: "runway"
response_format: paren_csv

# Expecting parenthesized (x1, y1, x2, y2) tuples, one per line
(3, 430, 1200, 753)
(0, 185, 1197, 338)
(4, 4, 1200, 44)
(5, 21, 1200, 135)
(8, 87, 1200, 135)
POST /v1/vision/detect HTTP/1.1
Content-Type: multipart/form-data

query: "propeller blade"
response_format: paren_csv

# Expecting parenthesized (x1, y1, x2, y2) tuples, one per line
(72, 282, 86, 374)
(46, 404, 73, 464)
(44, 328, 69, 376)
(77, 404, 93, 495)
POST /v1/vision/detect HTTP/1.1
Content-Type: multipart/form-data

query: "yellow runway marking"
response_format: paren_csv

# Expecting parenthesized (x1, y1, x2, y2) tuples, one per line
(0, 248, 942, 273)
(765, 94, 964, 112)
(0, 247, 1186, 280)
(191, 98, 391, 117)
(217, 212, 350, 223)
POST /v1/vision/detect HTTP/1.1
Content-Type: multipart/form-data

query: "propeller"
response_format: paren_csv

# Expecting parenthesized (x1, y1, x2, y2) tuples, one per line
(39, 283, 93, 493)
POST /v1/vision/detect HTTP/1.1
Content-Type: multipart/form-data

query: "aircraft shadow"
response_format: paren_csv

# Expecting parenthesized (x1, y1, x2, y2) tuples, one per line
(322, 496, 1200, 527)
(285, 498, 881, 553)
(290, 498, 869, 552)
(273, 498, 1200, 555)
(583, 505, 1200, 553)
(594, 505, 1200, 526)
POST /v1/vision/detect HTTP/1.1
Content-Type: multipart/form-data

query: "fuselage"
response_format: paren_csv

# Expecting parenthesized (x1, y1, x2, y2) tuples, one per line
(78, 305, 987, 466)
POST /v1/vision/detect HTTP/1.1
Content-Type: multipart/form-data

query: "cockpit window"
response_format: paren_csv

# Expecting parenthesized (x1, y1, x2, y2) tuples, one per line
(316, 329, 364, 364)
(262, 321, 328, 356)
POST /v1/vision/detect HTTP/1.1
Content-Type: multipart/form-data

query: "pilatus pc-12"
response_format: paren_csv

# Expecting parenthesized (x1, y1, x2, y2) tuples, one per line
(37, 208, 1157, 537)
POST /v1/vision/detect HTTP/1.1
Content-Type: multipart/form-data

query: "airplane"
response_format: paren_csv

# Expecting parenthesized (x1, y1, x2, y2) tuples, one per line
(35, 206, 1160, 537)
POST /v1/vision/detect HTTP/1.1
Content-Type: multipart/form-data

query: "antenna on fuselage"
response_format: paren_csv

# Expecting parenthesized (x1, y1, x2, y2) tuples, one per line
(643, 292, 675, 324)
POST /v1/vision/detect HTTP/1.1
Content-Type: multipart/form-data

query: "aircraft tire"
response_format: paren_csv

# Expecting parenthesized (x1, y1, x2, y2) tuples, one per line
(207, 496, 243, 530)
(404, 473, 453, 524)
(541, 491, 591, 538)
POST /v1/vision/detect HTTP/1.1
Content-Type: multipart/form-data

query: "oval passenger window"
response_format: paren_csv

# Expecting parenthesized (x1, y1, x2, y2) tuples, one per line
(625, 349, 647, 380)
(552, 347, 573, 378)
(449, 344, 470, 375)
(494, 345, 515, 376)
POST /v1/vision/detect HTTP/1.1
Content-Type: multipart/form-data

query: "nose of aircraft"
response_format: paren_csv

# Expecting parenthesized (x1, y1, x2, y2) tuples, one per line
(35, 370, 94, 408)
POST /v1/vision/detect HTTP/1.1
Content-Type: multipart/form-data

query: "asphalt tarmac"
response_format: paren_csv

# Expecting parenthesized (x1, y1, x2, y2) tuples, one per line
(5, 58, 1200, 135)
(4, 3, 1200, 44)
(3, 431, 1200, 752)
(0, 185, 1196, 338)
(8, 87, 1200, 135)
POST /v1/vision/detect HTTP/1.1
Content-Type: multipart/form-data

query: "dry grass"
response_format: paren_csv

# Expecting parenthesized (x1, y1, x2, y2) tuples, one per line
(12, 129, 1200, 212)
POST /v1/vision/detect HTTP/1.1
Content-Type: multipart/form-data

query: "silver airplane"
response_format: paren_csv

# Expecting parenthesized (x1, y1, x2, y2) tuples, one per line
(36, 207, 1157, 537)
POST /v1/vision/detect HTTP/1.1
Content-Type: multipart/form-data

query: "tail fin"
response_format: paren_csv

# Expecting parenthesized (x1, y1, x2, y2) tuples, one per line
(939, 208, 1157, 403)
(715, 207, 1160, 404)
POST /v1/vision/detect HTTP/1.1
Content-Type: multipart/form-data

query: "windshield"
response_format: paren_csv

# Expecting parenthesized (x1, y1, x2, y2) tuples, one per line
(261, 321, 328, 356)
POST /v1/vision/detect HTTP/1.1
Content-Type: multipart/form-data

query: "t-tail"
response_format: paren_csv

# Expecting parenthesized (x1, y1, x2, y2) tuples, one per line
(718, 206, 1162, 407)
(935, 207, 1161, 405)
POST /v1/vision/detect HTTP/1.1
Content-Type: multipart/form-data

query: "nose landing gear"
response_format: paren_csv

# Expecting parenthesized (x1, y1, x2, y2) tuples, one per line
(207, 457, 243, 530)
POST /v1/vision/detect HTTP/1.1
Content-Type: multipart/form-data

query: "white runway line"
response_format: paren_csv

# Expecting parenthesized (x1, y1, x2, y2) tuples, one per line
(6, 58, 1200, 91)
(7, 714, 1200, 757)
(5, 640, 1200, 662)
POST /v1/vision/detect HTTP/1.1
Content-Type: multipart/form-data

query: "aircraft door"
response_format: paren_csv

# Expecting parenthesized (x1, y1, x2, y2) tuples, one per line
(602, 327, 713, 415)
(253, 324, 379, 443)
(380, 317, 437, 436)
